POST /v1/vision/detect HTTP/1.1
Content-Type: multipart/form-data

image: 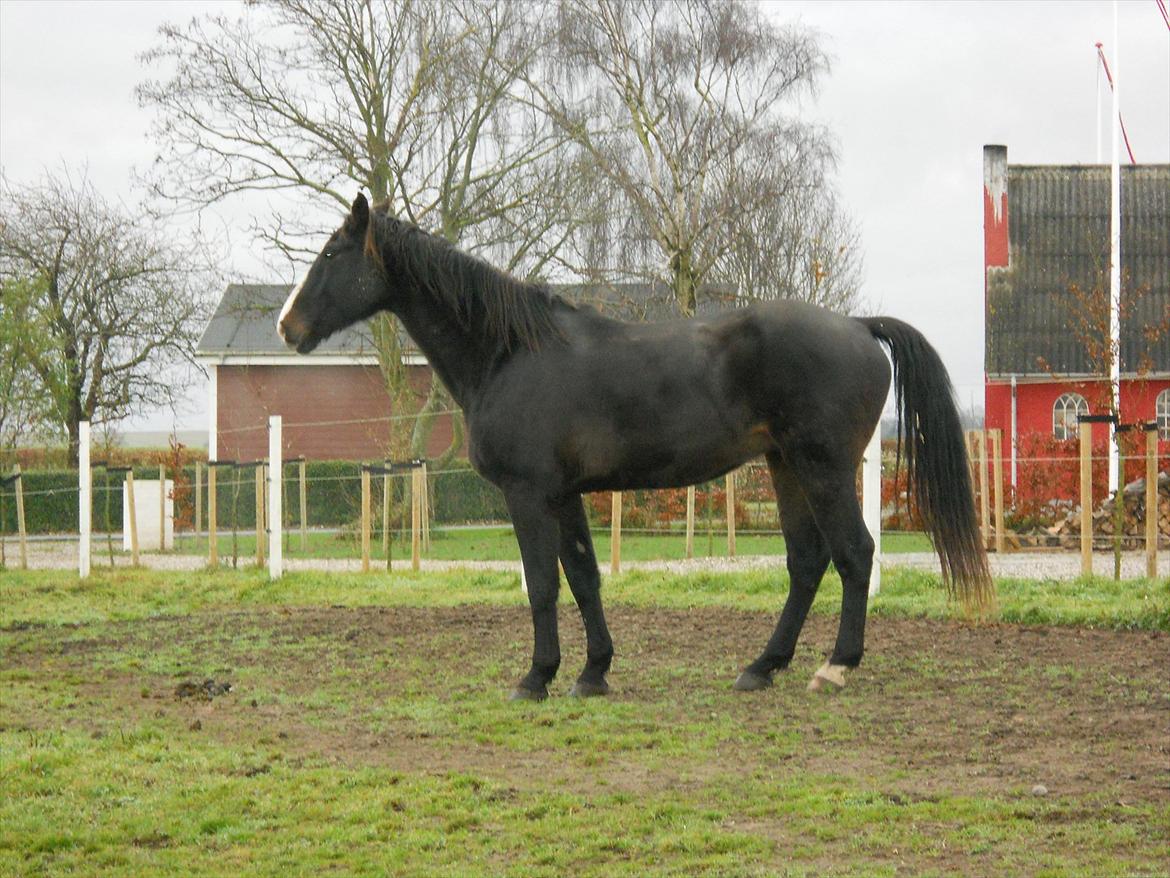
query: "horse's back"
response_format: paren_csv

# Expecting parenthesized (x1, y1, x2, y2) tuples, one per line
(470, 299, 890, 492)
(717, 302, 891, 462)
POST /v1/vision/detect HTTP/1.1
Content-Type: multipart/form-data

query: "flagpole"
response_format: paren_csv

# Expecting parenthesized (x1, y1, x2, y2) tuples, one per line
(1095, 43, 1103, 163)
(1108, 1, 1121, 497)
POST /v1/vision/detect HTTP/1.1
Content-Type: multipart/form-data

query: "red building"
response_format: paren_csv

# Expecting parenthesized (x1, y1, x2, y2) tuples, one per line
(982, 145, 1169, 508)
(196, 284, 456, 462)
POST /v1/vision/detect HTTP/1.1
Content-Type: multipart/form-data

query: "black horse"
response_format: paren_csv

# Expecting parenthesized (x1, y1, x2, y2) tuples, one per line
(279, 194, 991, 699)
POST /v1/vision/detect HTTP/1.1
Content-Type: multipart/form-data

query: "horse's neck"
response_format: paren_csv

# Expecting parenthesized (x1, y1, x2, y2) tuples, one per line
(392, 273, 495, 409)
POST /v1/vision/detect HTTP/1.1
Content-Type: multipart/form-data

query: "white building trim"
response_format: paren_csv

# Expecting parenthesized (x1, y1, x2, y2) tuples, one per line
(208, 363, 218, 459)
(986, 372, 1170, 384)
(196, 353, 428, 368)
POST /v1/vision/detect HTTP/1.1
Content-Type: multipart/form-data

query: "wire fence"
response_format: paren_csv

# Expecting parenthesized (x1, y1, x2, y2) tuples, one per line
(1, 419, 1166, 579)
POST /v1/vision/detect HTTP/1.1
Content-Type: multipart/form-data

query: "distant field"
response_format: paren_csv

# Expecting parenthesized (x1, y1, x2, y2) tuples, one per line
(1, 566, 1167, 876)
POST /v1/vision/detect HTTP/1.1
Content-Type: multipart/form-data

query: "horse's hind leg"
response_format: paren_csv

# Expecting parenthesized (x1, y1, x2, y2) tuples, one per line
(734, 452, 831, 691)
(793, 460, 875, 693)
(557, 495, 613, 696)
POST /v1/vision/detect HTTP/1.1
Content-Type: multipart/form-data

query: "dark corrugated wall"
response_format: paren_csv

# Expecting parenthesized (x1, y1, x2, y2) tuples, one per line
(986, 165, 1169, 376)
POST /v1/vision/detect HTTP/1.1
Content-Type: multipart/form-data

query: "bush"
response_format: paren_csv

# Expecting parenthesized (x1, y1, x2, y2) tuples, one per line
(0, 458, 517, 535)
(0, 465, 202, 536)
(430, 464, 508, 523)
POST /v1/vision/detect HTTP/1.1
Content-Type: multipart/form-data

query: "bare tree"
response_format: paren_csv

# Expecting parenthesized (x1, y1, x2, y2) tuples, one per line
(535, 0, 840, 316)
(139, 0, 580, 460)
(0, 274, 51, 454)
(715, 170, 863, 313)
(0, 172, 213, 465)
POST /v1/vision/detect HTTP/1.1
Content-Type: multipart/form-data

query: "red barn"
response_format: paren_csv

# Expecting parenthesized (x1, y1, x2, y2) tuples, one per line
(982, 145, 1169, 509)
(196, 284, 456, 462)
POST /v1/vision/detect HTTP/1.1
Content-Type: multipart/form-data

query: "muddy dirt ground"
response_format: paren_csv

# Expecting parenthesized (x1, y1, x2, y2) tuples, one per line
(5, 604, 1168, 811)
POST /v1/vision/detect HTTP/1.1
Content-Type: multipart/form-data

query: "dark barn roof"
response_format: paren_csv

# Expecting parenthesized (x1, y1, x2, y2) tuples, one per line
(196, 284, 384, 357)
(986, 163, 1170, 377)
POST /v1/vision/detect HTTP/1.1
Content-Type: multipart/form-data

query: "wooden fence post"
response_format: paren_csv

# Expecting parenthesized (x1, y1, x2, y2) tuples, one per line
(103, 468, 115, 568)
(158, 464, 166, 552)
(420, 461, 430, 553)
(14, 464, 27, 570)
(976, 430, 990, 550)
(208, 464, 218, 566)
(299, 458, 308, 552)
(725, 471, 737, 557)
(968, 430, 980, 545)
(411, 466, 421, 572)
(610, 491, 622, 575)
(1147, 425, 1159, 580)
(254, 465, 265, 567)
(382, 464, 391, 556)
(384, 466, 393, 574)
(685, 485, 695, 559)
(361, 466, 371, 573)
(194, 461, 202, 538)
(126, 470, 140, 566)
(1080, 421, 1093, 576)
(79, 421, 91, 580)
(991, 428, 1006, 553)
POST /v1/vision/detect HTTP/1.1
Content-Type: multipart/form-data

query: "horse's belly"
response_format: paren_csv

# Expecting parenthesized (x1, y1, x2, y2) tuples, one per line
(565, 416, 774, 493)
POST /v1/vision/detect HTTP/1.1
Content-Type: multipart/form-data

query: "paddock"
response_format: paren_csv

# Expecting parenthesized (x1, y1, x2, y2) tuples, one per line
(1, 565, 1167, 876)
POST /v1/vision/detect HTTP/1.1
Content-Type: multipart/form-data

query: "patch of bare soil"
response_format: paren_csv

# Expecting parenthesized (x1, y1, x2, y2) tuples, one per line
(4, 605, 1168, 811)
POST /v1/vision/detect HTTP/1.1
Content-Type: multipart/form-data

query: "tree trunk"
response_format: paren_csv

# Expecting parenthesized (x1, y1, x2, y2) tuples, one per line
(410, 372, 462, 462)
(65, 390, 84, 468)
(67, 419, 80, 469)
(670, 247, 697, 317)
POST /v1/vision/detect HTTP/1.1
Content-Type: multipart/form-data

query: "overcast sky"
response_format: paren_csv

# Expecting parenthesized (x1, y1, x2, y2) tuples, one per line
(2, 0, 1167, 435)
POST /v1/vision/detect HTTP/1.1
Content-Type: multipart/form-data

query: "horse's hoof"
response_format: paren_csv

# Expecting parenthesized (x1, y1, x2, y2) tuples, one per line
(733, 669, 773, 691)
(509, 685, 548, 702)
(807, 662, 847, 694)
(569, 679, 610, 698)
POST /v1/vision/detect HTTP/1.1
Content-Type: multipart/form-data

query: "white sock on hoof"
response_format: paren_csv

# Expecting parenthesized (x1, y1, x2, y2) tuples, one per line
(807, 662, 848, 692)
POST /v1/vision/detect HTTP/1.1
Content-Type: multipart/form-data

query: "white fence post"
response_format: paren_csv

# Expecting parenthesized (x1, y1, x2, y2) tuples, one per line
(862, 424, 882, 597)
(79, 421, 91, 579)
(268, 415, 283, 579)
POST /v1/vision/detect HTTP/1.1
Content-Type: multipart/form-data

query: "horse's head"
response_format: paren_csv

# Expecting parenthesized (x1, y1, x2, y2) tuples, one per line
(278, 193, 387, 353)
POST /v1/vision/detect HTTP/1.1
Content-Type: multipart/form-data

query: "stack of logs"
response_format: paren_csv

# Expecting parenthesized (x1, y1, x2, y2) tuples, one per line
(1050, 471, 1170, 550)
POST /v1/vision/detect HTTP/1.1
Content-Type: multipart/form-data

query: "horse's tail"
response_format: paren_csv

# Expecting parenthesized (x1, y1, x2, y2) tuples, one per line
(860, 316, 994, 613)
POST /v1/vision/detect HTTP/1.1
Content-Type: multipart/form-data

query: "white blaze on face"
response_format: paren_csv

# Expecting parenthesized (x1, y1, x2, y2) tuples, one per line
(277, 277, 305, 344)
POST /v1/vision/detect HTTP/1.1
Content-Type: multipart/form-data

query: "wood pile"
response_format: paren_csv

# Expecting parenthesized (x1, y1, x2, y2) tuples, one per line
(1048, 471, 1170, 550)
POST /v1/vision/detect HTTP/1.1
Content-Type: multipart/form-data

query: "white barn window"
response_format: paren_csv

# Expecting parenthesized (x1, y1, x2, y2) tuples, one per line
(1053, 392, 1089, 440)
(1157, 389, 1170, 440)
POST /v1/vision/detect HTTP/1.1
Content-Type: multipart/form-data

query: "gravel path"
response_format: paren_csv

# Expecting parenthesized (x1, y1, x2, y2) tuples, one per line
(8, 538, 1166, 580)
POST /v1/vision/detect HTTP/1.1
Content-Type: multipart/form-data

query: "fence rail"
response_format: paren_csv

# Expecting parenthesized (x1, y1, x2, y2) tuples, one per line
(1, 419, 1165, 582)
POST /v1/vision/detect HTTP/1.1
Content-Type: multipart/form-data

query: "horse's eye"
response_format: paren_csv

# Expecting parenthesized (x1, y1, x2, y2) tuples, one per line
(324, 250, 334, 259)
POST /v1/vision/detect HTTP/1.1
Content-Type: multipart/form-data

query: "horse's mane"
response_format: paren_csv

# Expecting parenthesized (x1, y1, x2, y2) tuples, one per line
(367, 206, 566, 353)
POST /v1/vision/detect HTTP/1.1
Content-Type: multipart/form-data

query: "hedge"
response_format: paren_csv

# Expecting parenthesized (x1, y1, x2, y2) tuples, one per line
(0, 460, 509, 535)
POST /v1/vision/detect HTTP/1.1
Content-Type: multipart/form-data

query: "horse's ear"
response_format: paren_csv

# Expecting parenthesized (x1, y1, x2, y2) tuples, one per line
(345, 192, 370, 235)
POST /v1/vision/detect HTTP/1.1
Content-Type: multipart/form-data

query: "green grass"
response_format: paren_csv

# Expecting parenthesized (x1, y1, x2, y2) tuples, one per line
(4, 723, 1161, 877)
(1, 565, 1166, 631)
(162, 525, 935, 563)
(1, 566, 1167, 876)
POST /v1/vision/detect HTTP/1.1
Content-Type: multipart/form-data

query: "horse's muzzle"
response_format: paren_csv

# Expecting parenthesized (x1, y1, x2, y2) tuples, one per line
(278, 313, 317, 353)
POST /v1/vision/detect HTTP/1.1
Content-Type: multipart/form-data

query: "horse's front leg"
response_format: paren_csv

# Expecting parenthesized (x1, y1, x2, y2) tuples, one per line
(505, 487, 562, 701)
(556, 495, 613, 696)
